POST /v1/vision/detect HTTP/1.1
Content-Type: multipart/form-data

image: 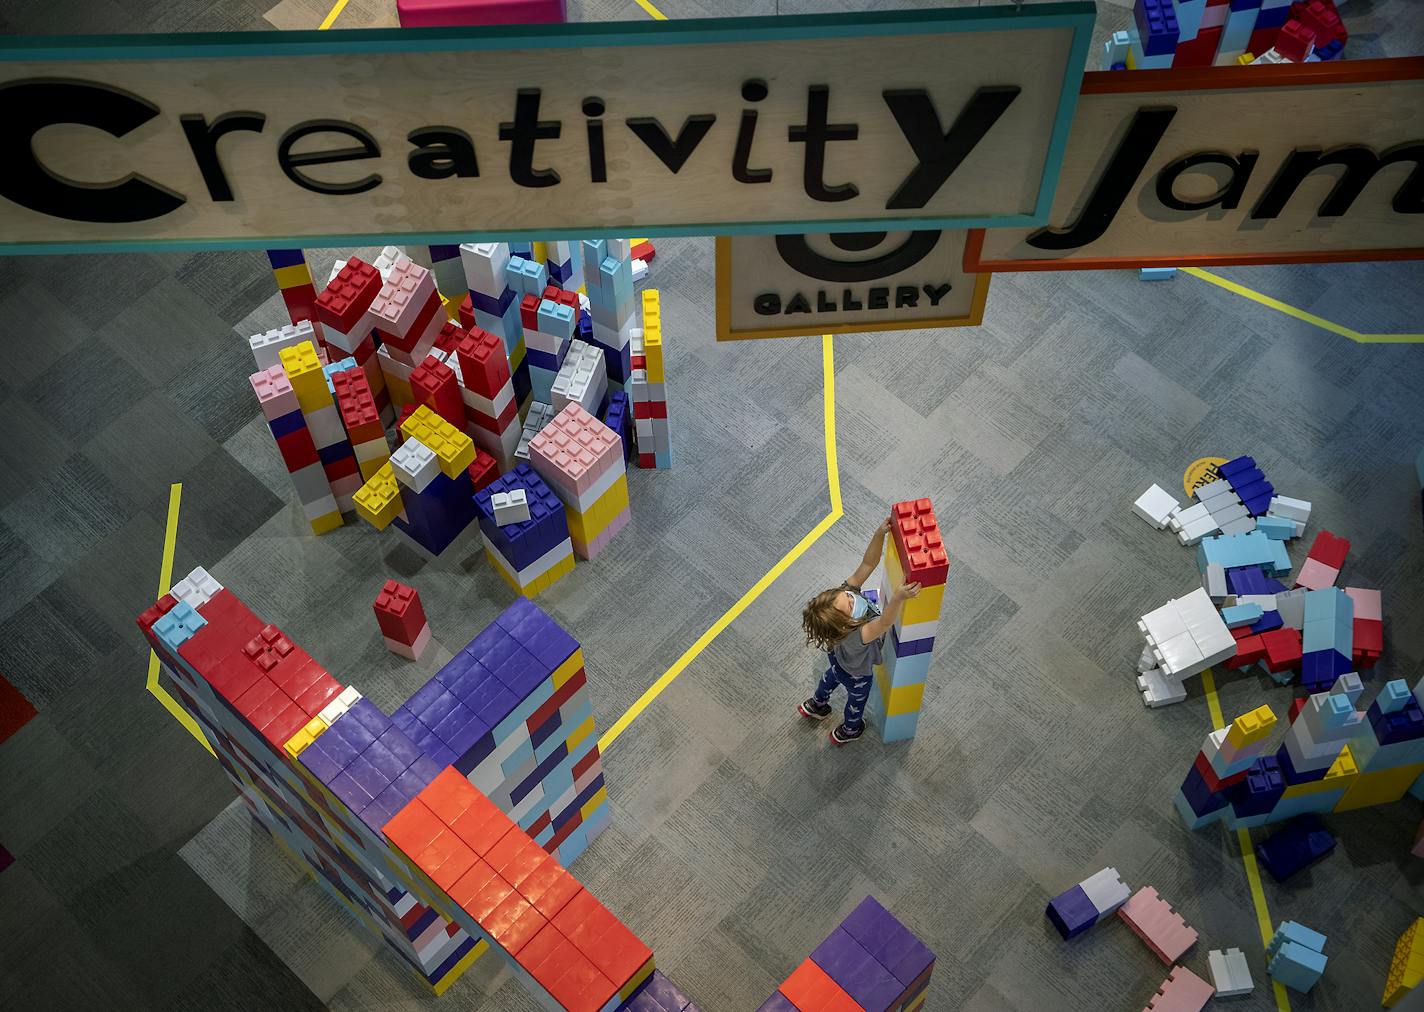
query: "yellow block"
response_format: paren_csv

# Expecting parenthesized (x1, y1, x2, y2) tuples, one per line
(431, 939, 489, 996)
(525, 553, 576, 596)
(640, 289, 664, 380)
(1281, 745, 1358, 798)
(1226, 705, 1277, 749)
(552, 649, 586, 689)
(280, 341, 331, 414)
(353, 463, 403, 530)
(356, 449, 390, 482)
(531, 241, 547, 265)
(400, 404, 476, 478)
(272, 262, 313, 289)
(1125, 46, 1137, 70)
(310, 510, 344, 536)
(567, 714, 596, 752)
(1236, 52, 1254, 65)
(510, 337, 527, 370)
(904, 992, 926, 1012)
(1384, 917, 1424, 1008)
(282, 715, 329, 758)
(619, 957, 656, 1000)
(884, 681, 924, 717)
(630, 237, 649, 247)
(1334, 761, 1424, 812)
(384, 370, 414, 409)
(899, 583, 945, 626)
(566, 476, 630, 543)
(579, 786, 609, 820)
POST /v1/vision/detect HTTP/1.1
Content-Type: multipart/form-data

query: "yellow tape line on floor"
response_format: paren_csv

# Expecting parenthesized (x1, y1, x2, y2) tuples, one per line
(1201, 669, 1291, 1012)
(1184, 268, 1424, 344)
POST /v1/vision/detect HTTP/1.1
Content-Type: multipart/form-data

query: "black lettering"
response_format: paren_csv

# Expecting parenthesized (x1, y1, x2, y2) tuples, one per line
(583, 97, 607, 183)
(895, 286, 918, 308)
(774, 231, 940, 283)
(1155, 151, 1257, 211)
(499, 89, 561, 188)
(868, 287, 889, 310)
(786, 293, 812, 314)
(754, 293, 781, 315)
(1250, 143, 1424, 219)
(882, 86, 1021, 210)
(1028, 107, 1176, 251)
(407, 127, 478, 180)
(626, 115, 716, 174)
(817, 290, 837, 312)
(923, 283, 951, 306)
(0, 78, 184, 223)
(842, 289, 863, 311)
(180, 112, 264, 202)
(732, 78, 772, 184)
(788, 85, 859, 202)
(278, 120, 381, 196)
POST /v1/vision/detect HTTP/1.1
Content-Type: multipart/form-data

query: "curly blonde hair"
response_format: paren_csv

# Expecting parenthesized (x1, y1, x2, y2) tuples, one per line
(802, 587, 867, 652)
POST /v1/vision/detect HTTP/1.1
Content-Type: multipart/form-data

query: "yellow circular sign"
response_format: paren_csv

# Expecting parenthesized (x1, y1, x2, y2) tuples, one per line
(1183, 456, 1229, 498)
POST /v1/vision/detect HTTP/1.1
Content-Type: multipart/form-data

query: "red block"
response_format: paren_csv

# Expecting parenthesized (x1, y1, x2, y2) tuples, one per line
(455, 327, 513, 400)
(1353, 618, 1383, 653)
(542, 286, 579, 312)
(631, 240, 655, 262)
(1306, 529, 1350, 570)
(459, 293, 474, 330)
(572, 744, 601, 782)
(322, 452, 360, 484)
(180, 590, 266, 679)
(316, 258, 382, 334)
(1260, 627, 1303, 673)
(1247, 25, 1280, 57)
(527, 668, 586, 734)
(0, 673, 38, 745)
(334, 369, 384, 445)
(781, 959, 860, 1012)
(1275, 19, 1315, 61)
(1289, 696, 1308, 723)
(274, 426, 320, 472)
(434, 320, 464, 355)
(1172, 25, 1221, 66)
(279, 284, 318, 327)
(890, 498, 950, 587)
(374, 580, 428, 644)
(136, 594, 178, 635)
(1193, 750, 1248, 793)
(468, 450, 500, 492)
(1225, 634, 1265, 668)
(463, 398, 520, 435)
(410, 359, 465, 429)
(520, 293, 541, 331)
(396, 403, 419, 441)
(637, 452, 655, 469)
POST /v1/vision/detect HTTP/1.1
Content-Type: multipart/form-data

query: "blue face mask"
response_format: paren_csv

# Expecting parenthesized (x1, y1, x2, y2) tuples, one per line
(850, 594, 870, 620)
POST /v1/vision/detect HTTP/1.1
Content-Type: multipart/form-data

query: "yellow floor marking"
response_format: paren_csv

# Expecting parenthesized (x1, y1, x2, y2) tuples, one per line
(630, 0, 668, 20)
(317, 0, 350, 29)
(1201, 669, 1291, 1012)
(1184, 268, 1424, 344)
(600, 334, 841, 751)
(145, 484, 214, 756)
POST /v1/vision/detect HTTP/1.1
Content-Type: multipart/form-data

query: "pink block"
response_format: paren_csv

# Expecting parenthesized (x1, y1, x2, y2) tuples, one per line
(1144, 966, 1214, 1012)
(1344, 586, 1382, 622)
(384, 623, 432, 661)
(1119, 887, 1198, 965)
(1294, 557, 1340, 591)
(396, 0, 565, 27)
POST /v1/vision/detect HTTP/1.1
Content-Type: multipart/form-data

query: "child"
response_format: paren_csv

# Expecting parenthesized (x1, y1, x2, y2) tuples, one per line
(799, 519, 920, 745)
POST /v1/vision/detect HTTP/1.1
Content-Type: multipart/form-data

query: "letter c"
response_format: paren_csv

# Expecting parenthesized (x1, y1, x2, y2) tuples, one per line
(0, 78, 185, 223)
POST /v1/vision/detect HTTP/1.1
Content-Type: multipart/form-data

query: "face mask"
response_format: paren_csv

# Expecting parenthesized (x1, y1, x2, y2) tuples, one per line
(850, 594, 870, 620)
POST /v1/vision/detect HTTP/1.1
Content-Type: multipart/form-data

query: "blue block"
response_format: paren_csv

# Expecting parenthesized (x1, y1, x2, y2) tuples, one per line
(1256, 515, 1296, 540)
(1046, 885, 1099, 940)
(1256, 815, 1335, 882)
(878, 710, 919, 742)
(266, 407, 307, 440)
(266, 248, 306, 269)
(1219, 456, 1258, 479)
(474, 464, 570, 571)
(1250, 610, 1283, 634)
(152, 601, 207, 653)
(1221, 603, 1264, 628)
(468, 284, 516, 316)
(1228, 755, 1286, 818)
(1138, 267, 1177, 281)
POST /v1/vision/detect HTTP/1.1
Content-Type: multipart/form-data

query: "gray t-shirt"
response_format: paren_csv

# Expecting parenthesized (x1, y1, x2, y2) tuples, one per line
(831, 583, 884, 677)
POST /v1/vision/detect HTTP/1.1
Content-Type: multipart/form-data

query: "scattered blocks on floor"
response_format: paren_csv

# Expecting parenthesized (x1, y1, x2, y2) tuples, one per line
(1208, 947, 1254, 998)
(1143, 965, 1213, 1012)
(1267, 921, 1327, 993)
(1135, 484, 1182, 529)
(1047, 867, 1130, 939)
(1118, 887, 1198, 965)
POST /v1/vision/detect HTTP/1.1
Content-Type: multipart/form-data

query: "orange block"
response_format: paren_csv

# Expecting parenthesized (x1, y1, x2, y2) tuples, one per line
(780, 958, 862, 1012)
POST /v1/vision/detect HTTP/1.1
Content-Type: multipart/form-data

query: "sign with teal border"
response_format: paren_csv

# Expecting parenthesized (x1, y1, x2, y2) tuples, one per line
(0, 4, 1094, 254)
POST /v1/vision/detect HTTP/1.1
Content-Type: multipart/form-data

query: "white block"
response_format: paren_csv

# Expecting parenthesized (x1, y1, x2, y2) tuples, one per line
(1268, 495, 1312, 523)
(390, 437, 440, 493)
(1138, 668, 1187, 707)
(1209, 947, 1254, 997)
(1080, 867, 1130, 917)
(492, 488, 531, 526)
(170, 566, 223, 610)
(1134, 484, 1182, 529)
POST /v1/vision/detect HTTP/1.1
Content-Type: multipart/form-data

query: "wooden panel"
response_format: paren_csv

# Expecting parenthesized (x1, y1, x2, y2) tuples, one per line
(716, 230, 988, 341)
(0, 6, 1094, 253)
(967, 59, 1424, 271)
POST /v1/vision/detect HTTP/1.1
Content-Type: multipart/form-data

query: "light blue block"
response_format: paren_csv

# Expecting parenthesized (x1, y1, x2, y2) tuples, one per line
(1355, 734, 1424, 774)
(1224, 811, 1275, 830)
(536, 300, 575, 339)
(1256, 515, 1296, 540)
(1174, 0, 1207, 41)
(1219, 6, 1256, 53)
(1267, 540, 1292, 577)
(152, 602, 207, 653)
(1174, 789, 1228, 830)
(881, 647, 931, 685)
(1128, 38, 1176, 69)
(1380, 680, 1412, 714)
(1259, 786, 1345, 822)
(323, 356, 359, 392)
(1221, 604, 1263, 628)
(498, 737, 536, 778)
(1138, 267, 1177, 281)
(1272, 921, 1327, 953)
(878, 710, 919, 742)
(533, 823, 554, 847)
(1268, 941, 1326, 992)
(653, 450, 673, 468)
(582, 798, 612, 840)
(557, 824, 590, 866)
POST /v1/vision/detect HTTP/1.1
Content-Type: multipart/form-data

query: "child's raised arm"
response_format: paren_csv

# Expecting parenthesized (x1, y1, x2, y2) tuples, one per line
(847, 518, 892, 588)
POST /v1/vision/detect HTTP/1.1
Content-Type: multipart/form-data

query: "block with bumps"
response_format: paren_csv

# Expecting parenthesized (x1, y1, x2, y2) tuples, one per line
(374, 580, 431, 660)
(529, 403, 630, 560)
(475, 464, 574, 597)
(1118, 887, 1197, 965)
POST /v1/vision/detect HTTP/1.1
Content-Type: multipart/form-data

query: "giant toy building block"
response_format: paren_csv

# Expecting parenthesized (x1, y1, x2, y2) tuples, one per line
(1046, 867, 1131, 940)
(374, 580, 431, 660)
(316, 256, 392, 423)
(370, 255, 446, 406)
(475, 463, 576, 597)
(522, 286, 578, 404)
(584, 238, 637, 392)
(1143, 966, 1213, 1012)
(529, 404, 630, 560)
(1118, 887, 1198, 965)
(1135, 588, 1235, 707)
(868, 499, 949, 742)
(1385, 918, 1424, 1008)
(333, 367, 392, 482)
(268, 248, 319, 325)
(462, 242, 533, 415)
(630, 289, 671, 468)
(1123, 0, 1345, 69)
(425, 243, 467, 303)
(1254, 813, 1335, 882)
(1208, 947, 1254, 998)
(1177, 674, 1424, 830)
(250, 362, 342, 535)
(553, 339, 609, 417)
(759, 896, 934, 1012)
(1267, 921, 1327, 992)
(138, 571, 693, 1007)
(454, 325, 522, 470)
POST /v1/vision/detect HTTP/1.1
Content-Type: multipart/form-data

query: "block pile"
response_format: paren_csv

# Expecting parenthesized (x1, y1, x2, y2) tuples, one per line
(758, 896, 934, 1012)
(868, 498, 950, 742)
(530, 403, 631, 560)
(140, 566, 702, 1008)
(1177, 672, 1424, 830)
(1104, 0, 1345, 70)
(1135, 588, 1235, 708)
(475, 463, 577, 597)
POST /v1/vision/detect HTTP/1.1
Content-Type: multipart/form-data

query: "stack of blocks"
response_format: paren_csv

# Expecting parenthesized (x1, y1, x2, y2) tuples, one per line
(530, 403, 631, 560)
(1118, 886, 1199, 964)
(475, 463, 576, 596)
(280, 339, 361, 527)
(460, 241, 533, 414)
(250, 361, 342, 535)
(521, 286, 577, 403)
(139, 572, 684, 1005)
(1045, 867, 1131, 939)
(869, 498, 950, 742)
(455, 325, 522, 470)
(759, 896, 934, 1012)
(1135, 588, 1235, 707)
(1295, 529, 1350, 590)
(425, 243, 467, 303)
(333, 367, 392, 482)
(388, 597, 609, 866)
(1299, 586, 1353, 691)
(1385, 918, 1424, 1008)
(583, 238, 637, 391)
(629, 289, 671, 468)
(603, 390, 633, 465)
(1177, 671, 1424, 830)
(382, 405, 479, 556)
(268, 248, 319, 326)
(1167, 476, 1256, 545)
(553, 339, 610, 416)
(1125, 0, 1329, 68)
(369, 255, 446, 405)
(316, 256, 393, 424)
(374, 580, 432, 660)
(1267, 921, 1327, 992)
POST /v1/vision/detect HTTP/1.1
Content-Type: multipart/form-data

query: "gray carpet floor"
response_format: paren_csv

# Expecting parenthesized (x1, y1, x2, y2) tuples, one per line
(2, 2, 1423, 1011)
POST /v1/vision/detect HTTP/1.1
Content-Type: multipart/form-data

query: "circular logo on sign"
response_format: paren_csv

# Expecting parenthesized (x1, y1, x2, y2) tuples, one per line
(1183, 456, 1228, 498)
(774, 231, 941, 283)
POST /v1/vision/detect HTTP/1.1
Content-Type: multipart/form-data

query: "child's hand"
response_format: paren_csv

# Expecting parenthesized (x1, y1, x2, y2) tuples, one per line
(896, 581, 922, 599)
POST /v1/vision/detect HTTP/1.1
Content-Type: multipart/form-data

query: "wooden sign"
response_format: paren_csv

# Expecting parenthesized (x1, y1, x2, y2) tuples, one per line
(0, 4, 1094, 254)
(965, 59, 1424, 271)
(715, 230, 989, 341)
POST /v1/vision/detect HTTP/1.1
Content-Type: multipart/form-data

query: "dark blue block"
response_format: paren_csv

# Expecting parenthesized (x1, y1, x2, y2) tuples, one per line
(1275, 743, 1329, 786)
(267, 407, 307, 440)
(1250, 610, 1283, 634)
(1219, 455, 1257, 479)
(1228, 755, 1286, 818)
(469, 284, 517, 316)
(754, 995, 796, 1012)
(266, 248, 306, 269)
(1256, 815, 1336, 882)
(1111, 61, 1128, 71)
(1229, 0, 1262, 8)
(1369, 696, 1424, 746)
(1046, 885, 1098, 940)
(1225, 467, 1265, 492)
(1180, 764, 1229, 816)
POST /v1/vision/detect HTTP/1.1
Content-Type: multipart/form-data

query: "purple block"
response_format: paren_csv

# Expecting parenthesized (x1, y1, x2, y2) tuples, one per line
(1046, 885, 1099, 940)
(330, 770, 373, 811)
(841, 896, 935, 987)
(1219, 455, 1257, 479)
(347, 753, 391, 798)
(0, 843, 12, 874)
(754, 996, 796, 1012)
(1250, 610, 1283, 635)
(407, 679, 443, 715)
(380, 726, 423, 768)
(348, 697, 390, 736)
(299, 738, 343, 784)
(424, 689, 459, 730)
(812, 927, 905, 1011)
(319, 728, 361, 770)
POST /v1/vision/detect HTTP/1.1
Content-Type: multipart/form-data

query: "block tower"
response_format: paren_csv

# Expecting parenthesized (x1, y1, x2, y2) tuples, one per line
(461, 242, 534, 416)
(267, 248, 319, 325)
(475, 463, 577, 596)
(630, 288, 671, 468)
(529, 403, 631, 560)
(869, 499, 950, 742)
(583, 238, 637, 391)
(315, 256, 393, 424)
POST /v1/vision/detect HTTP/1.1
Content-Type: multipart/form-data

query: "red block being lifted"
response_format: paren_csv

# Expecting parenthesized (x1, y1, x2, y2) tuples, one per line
(890, 498, 950, 588)
(374, 580, 428, 645)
